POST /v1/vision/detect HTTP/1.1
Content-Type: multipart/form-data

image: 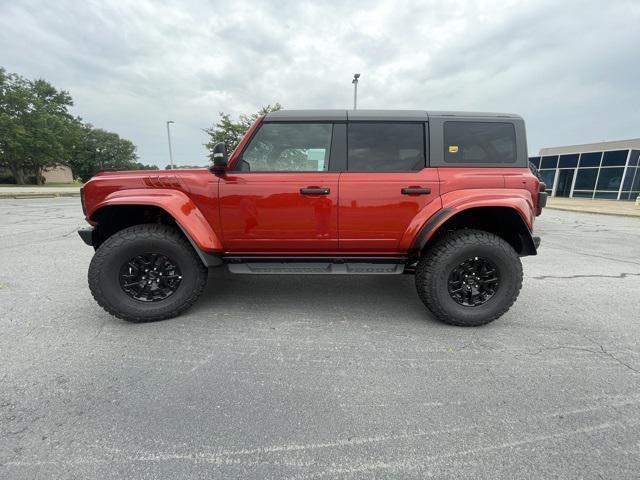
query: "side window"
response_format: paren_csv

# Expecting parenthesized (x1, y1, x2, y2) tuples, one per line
(240, 123, 332, 172)
(347, 123, 425, 172)
(444, 122, 516, 165)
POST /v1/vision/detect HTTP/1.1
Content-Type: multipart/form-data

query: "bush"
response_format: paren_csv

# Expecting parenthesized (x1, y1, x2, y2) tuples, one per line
(0, 175, 16, 184)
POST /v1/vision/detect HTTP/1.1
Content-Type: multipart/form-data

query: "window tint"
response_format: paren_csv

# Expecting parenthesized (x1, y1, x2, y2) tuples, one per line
(631, 168, 640, 191)
(444, 122, 516, 165)
(347, 123, 424, 171)
(241, 123, 332, 172)
(601, 150, 628, 167)
(573, 191, 594, 198)
(596, 168, 624, 190)
(558, 154, 579, 168)
(539, 170, 556, 192)
(574, 168, 598, 190)
(540, 156, 558, 169)
(594, 192, 618, 199)
(622, 167, 635, 191)
(579, 152, 601, 167)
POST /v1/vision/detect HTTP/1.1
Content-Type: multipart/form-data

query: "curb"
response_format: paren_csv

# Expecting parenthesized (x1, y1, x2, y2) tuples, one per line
(546, 205, 640, 218)
(0, 192, 80, 199)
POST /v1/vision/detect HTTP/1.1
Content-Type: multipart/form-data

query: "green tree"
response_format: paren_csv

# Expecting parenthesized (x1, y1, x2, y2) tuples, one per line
(0, 68, 76, 184)
(1, 67, 156, 184)
(68, 125, 155, 181)
(204, 103, 282, 160)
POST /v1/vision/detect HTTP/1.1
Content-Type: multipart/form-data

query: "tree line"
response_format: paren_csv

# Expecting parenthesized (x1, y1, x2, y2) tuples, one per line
(0, 67, 156, 184)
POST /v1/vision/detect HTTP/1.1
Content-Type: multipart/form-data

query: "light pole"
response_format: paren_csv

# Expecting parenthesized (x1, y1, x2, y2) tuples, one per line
(166, 120, 175, 170)
(352, 73, 360, 109)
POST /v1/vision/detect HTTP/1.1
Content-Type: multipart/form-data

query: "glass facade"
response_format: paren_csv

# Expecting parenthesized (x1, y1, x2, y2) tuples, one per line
(530, 149, 640, 201)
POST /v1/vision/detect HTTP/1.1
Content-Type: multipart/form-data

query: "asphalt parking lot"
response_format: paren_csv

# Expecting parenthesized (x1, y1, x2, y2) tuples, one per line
(1, 197, 639, 479)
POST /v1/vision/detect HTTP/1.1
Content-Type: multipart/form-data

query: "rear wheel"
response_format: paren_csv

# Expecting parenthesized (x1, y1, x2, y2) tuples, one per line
(88, 224, 207, 322)
(415, 229, 522, 326)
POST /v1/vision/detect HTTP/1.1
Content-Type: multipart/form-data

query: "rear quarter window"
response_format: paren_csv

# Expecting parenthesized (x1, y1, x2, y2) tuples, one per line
(444, 121, 517, 165)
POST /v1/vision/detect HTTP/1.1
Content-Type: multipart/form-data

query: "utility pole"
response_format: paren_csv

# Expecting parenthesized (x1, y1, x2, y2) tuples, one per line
(166, 120, 175, 169)
(352, 73, 360, 109)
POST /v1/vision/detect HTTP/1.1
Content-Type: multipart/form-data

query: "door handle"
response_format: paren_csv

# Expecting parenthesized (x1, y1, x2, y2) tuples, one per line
(401, 187, 431, 195)
(300, 187, 330, 195)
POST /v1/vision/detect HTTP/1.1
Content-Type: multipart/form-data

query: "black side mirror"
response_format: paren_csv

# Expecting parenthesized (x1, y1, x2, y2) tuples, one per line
(211, 142, 228, 171)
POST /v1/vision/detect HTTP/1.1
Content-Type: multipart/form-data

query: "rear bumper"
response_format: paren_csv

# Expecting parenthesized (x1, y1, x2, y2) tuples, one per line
(533, 235, 541, 249)
(78, 227, 94, 246)
(538, 192, 548, 208)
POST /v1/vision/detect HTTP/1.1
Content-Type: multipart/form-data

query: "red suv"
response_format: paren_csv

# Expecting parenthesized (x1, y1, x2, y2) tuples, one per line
(79, 110, 545, 326)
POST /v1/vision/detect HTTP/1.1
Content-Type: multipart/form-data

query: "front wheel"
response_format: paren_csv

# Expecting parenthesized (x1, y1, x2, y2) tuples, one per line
(88, 224, 207, 322)
(415, 229, 523, 327)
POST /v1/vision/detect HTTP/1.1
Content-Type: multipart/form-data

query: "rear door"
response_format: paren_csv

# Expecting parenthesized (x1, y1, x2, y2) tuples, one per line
(219, 122, 340, 253)
(338, 122, 440, 253)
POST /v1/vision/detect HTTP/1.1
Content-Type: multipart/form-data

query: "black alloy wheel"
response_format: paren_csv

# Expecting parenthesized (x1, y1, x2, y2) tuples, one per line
(88, 224, 207, 322)
(447, 256, 500, 307)
(119, 253, 183, 302)
(415, 229, 523, 327)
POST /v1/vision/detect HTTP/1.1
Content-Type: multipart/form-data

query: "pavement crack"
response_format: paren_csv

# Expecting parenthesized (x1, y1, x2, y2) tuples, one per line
(531, 272, 640, 280)
(520, 333, 640, 375)
(595, 344, 640, 374)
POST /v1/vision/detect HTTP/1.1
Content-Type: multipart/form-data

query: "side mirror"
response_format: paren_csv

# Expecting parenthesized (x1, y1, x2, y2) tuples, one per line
(211, 142, 228, 171)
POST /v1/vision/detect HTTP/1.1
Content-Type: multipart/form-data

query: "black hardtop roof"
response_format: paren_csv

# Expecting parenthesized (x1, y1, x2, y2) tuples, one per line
(264, 109, 521, 122)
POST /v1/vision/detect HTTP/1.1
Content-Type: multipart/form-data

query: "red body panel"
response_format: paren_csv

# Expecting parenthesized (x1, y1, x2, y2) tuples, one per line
(218, 172, 339, 253)
(338, 170, 440, 252)
(83, 170, 223, 251)
(81, 118, 542, 257)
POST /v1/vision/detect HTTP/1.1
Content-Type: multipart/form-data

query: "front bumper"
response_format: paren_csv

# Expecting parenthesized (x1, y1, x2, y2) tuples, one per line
(78, 227, 95, 246)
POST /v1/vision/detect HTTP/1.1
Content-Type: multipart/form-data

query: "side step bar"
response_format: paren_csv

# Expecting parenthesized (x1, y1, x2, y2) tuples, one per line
(225, 257, 408, 275)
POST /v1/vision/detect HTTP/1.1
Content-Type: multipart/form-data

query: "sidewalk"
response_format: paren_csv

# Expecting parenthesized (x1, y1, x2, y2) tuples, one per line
(547, 196, 640, 217)
(0, 185, 81, 198)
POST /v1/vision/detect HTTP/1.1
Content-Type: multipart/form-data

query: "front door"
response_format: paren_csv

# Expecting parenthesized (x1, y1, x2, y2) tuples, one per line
(219, 122, 339, 253)
(339, 122, 440, 253)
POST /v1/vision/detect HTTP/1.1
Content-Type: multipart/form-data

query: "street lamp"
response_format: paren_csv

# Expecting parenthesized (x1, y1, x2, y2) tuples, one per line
(166, 120, 175, 170)
(352, 73, 360, 110)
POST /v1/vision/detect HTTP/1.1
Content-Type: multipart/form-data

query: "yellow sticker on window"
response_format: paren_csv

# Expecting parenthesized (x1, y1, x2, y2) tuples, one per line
(448, 145, 459, 153)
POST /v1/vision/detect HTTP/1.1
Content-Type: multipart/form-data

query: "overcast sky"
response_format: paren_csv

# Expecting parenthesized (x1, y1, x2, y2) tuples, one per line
(1, 0, 639, 167)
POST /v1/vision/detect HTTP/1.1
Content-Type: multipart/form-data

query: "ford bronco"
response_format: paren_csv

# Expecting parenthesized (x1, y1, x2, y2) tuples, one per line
(78, 110, 546, 326)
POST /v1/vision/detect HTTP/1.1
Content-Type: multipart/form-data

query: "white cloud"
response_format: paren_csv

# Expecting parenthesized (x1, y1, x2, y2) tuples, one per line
(1, 0, 639, 166)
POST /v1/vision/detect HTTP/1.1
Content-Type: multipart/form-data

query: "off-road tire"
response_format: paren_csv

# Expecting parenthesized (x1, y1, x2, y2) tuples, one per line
(415, 229, 523, 327)
(88, 224, 207, 322)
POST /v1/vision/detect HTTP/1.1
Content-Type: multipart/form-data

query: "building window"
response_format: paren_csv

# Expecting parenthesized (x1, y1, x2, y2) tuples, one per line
(539, 170, 556, 192)
(572, 191, 594, 198)
(574, 169, 598, 190)
(540, 155, 558, 169)
(594, 192, 619, 199)
(578, 152, 602, 168)
(558, 154, 579, 169)
(622, 167, 635, 191)
(601, 150, 628, 167)
(529, 156, 540, 168)
(596, 168, 624, 191)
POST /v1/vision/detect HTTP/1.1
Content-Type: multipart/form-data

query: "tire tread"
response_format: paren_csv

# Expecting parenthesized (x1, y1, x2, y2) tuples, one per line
(415, 229, 523, 326)
(88, 224, 207, 323)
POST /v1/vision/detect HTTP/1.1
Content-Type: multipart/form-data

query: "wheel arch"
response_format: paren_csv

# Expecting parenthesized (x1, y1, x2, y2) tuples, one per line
(413, 205, 538, 257)
(88, 190, 223, 266)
